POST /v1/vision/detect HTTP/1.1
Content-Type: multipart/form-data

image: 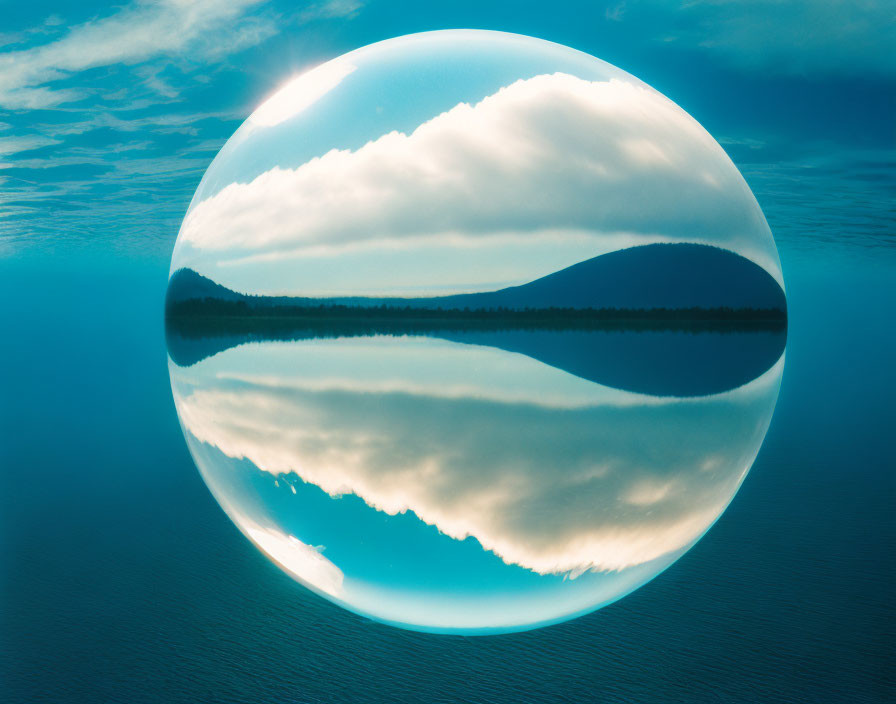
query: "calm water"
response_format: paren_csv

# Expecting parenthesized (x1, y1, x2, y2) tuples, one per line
(1, 251, 893, 701)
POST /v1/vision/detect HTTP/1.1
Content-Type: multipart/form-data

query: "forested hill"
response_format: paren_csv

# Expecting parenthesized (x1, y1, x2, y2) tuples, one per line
(166, 243, 786, 315)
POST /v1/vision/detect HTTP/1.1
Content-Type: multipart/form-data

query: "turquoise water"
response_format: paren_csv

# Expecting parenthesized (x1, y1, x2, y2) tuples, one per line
(0, 251, 892, 701)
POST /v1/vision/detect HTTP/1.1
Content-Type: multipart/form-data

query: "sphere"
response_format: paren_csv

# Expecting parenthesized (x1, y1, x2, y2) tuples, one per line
(167, 31, 785, 633)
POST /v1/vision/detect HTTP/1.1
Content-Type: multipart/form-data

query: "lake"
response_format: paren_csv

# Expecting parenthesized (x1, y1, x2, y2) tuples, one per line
(0, 250, 893, 701)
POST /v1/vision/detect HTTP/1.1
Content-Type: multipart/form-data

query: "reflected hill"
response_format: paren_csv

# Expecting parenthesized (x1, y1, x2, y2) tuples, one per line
(166, 243, 786, 395)
(437, 329, 785, 397)
(169, 332, 785, 632)
(166, 323, 784, 397)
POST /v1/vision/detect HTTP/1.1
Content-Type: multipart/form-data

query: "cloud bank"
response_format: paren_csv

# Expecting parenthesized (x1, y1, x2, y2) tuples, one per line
(0, 0, 276, 110)
(177, 71, 779, 294)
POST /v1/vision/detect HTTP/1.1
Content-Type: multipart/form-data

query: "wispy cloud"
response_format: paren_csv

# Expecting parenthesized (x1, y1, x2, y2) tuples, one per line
(33, 109, 243, 138)
(639, 0, 896, 76)
(0, 135, 61, 156)
(299, 0, 364, 22)
(0, 0, 275, 109)
(0, 0, 369, 259)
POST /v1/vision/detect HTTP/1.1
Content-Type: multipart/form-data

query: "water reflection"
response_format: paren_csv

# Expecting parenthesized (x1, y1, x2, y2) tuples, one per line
(168, 329, 783, 633)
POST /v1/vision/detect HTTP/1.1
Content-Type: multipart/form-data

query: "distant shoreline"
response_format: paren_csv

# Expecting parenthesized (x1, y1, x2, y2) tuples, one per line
(165, 301, 787, 337)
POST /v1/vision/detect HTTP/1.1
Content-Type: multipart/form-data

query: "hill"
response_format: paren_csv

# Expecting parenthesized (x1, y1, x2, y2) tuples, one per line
(166, 243, 786, 315)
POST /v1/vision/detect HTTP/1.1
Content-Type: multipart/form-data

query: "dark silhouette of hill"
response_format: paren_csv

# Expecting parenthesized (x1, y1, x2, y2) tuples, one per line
(164, 268, 245, 304)
(165, 243, 787, 394)
(430, 243, 785, 311)
(166, 243, 786, 315)
(165, 321, 785, 397)
(436, 329, 785, 397)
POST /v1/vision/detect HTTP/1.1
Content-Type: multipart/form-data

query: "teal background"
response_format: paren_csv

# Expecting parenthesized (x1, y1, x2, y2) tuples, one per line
(1, 1, 894, 700)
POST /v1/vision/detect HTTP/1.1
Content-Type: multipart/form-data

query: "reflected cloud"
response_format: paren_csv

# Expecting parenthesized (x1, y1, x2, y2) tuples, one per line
(171, 336, 783, 579)
(176, 71, 781, 295)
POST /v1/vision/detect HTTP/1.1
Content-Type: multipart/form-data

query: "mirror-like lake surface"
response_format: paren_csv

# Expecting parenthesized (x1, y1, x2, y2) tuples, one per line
(0, 256, 892, 701)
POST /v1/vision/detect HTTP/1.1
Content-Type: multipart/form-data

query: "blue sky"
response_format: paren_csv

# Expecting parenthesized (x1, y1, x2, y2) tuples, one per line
(167, 32, 786, 296)
(0, 0, 893, 269)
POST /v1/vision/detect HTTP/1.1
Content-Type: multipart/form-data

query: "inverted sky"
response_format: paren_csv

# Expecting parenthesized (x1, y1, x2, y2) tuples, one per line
(170, 333, 783, 633)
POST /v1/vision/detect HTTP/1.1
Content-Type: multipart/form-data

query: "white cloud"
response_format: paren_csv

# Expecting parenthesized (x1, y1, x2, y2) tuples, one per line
(0, 0, 272, 109)
(176, 72, 781, 294)
(0, 135, 60, 157)
(172, 339, 783, 577)
(0, 0, 370, 109)
(299, 0, 364, 22)
(35, 109, 242, 138)
(645, 0, 896, 76)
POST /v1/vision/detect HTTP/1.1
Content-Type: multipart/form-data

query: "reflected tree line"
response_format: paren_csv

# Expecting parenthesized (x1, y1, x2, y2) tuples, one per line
(166, 297, 787, 335)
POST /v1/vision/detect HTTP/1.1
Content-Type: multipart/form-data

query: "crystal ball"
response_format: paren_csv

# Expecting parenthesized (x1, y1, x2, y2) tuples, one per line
(167, 30, 785, 633)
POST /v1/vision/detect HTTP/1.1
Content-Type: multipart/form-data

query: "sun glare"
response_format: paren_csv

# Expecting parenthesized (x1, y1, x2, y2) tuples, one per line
(250, 60, 357, 128)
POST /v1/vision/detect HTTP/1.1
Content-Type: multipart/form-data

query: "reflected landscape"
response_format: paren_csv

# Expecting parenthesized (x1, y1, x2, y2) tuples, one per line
(167, 324, 784, 633)
(165, 31, 787, 633)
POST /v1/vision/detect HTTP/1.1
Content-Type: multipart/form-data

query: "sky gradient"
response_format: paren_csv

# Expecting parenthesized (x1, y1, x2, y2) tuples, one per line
(168, 31, 784, 296)
(0, 0, 893, 272)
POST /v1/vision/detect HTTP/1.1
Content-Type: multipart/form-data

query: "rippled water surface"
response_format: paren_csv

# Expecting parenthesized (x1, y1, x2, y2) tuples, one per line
(1, 252, 893, 701)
